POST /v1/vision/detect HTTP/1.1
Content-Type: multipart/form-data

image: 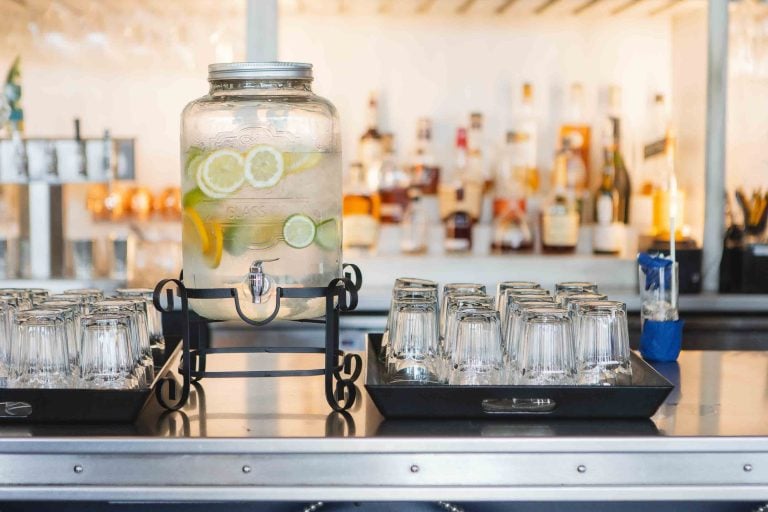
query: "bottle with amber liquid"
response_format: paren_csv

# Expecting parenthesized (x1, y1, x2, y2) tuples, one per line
(343, 162, 380, 250)
(444, 187, 473, 254)
(592, 147, 622, 255)
(541, 149, 579, 254)
(410, 117, 440, 195)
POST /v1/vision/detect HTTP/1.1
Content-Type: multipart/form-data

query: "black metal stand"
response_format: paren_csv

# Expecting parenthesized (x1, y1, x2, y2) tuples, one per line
(152, 263, 363, 412)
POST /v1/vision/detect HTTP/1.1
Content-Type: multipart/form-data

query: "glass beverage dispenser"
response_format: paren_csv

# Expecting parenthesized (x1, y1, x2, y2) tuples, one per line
(180, 62, 341, 321)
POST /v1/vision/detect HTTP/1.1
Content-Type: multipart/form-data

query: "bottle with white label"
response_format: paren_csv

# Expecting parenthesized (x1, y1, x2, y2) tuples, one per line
(358, 92, 384, 191)
(592, 148, 622, 255)
(541, 148, 579, 254)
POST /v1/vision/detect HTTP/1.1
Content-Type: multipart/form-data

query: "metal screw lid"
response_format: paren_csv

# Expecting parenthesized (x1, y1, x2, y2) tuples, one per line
(208, 62, 313, 81)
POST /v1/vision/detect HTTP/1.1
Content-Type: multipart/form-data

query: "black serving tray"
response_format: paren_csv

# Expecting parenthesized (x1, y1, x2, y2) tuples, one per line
(0, 342, 180, 424)
(365, 334, 673, 420)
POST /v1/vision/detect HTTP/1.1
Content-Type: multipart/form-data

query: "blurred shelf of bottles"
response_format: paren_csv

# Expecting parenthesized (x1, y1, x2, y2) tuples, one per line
(343, 84, 693, 258)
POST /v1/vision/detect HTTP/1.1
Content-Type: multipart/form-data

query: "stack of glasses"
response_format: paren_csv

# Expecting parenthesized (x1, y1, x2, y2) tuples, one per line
(381, 279, 631, 386)
(0, 287, 165, 390)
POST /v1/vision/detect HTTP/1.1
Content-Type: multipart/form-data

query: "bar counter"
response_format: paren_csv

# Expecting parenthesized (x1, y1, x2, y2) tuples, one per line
(1, 336, 768, 504)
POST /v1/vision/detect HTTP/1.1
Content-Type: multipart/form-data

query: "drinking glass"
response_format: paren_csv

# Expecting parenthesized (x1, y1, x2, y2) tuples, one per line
(499, 288, 550, 332)
(517, 307, 576, 385)
(79, 313, 139, 389)
(495, 281, 540, 309)
(503, 299, 559, 383)
(91, 300, 154, 386)
(449, 309, 503, 385)
(116, 288, 165, 349)
(441, 295, 494, 382)
(387, 299, 439, 383)
(36, 301, 81, 372)
(562, 293, 608, 341)
(0, 298, 18, 382)
(382, 284, 439, 363)
(440, 283, 486, 340)
(27, 289, 49, 305)
(575, 301, 631, 384)
(10, 310, 71, 388)
(638, 261, 679, 324)
(555, 281, 598, 303)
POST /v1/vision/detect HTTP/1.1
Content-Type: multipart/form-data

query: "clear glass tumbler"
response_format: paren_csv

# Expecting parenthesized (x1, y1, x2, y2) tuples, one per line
(387, 299, 439, 383)
(495, 281, 540, 310)
(555, 281, 599, 304)
(499, 287, 550, 333)
(79, 313, 138, 389)
(36, 302, 81, 372)
(441, 295, 495, 382)
(503, 300, 559, 383)
(10, 310, 71, 388)
(439, 283, 486, 341)
(638, 261, 679, 323)
(91, 300, 154, 386)
(382, 284, 439, 363)
(116, 288, 165, 349)
(518, 307, 576, 385)
(449, 309, 503, 386)
(575, 301, 631, 384)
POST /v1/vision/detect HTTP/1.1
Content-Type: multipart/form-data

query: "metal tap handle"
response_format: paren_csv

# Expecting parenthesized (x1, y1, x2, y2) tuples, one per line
(249, 258, 279, 304)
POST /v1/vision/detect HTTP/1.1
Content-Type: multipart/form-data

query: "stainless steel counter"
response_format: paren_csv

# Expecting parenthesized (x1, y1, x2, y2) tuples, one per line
(1, 346, 768, 502)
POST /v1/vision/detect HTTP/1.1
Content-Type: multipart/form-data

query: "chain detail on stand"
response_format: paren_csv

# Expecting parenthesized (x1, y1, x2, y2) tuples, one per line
(152, 263, 363, 412)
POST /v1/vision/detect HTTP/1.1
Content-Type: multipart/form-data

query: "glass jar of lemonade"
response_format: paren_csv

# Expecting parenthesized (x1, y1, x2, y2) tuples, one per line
(180, 62, 341, 321)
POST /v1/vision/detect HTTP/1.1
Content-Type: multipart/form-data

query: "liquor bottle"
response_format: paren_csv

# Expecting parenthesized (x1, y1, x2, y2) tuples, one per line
(438, 128, 483, 221)
(377, 134, 410, 224)
(607, 86, 632, 224)
(400, 187, 429, 255)
(4, 56, 27, 178)
(560, 136, 588, 220)
(468, 112, 493, 223)
(358, 91, 384, 190)
(342, 162, 380, 250)
(541, 148, 579, 254)
(491, 132, 533, 252)
(636, 93, 668, 236)
(410, 117, 440, 195)
(515, 82, 539, 197)
(592, 146, 622, 255)
(444, 186, 473, 254)
(559, 82, 591, 179)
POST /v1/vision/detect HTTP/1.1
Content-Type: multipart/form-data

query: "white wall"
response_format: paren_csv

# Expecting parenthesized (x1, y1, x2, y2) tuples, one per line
(279, 10, 674, 190)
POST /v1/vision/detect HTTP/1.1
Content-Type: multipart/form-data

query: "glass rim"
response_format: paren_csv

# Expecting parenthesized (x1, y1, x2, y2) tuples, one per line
(443, 282, 486, 292)
(504, 288, 549, 297)
(521, 307, 569, 319)
(456, 308, 500, 321)
(15, 309, 65, 322)
(497, 281, 540, 290)
(393, 277, 438, 289)
(80, 313, 132, 325)
(510, 294, 555, 304)
(577, 300, 627, 312)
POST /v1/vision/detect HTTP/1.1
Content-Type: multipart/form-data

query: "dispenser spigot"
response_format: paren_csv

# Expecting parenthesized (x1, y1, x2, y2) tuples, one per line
(248, 259, 278, 304)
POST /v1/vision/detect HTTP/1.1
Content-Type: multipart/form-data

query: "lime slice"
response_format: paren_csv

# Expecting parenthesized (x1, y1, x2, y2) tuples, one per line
(203, 221, 224, 269)
(315, 218, 338, 251)
(282, 214, 316, 249)
(244, 146, 284, 189)
(285, 152, 322, 175)
(182, 208, 210, 254)
(182, 188, 207, 209)
(197, 149, 244, 199)
(184, 146, 206, 179)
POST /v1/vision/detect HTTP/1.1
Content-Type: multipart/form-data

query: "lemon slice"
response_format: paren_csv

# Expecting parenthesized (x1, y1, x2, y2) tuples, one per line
(182, 208, 210, 254)
(244, 146, 284, 189)
(203, 221, 224, 269)
(282, 214, 316, 249)
(285, 152, 322, 175)
(197, 149, 245, 198)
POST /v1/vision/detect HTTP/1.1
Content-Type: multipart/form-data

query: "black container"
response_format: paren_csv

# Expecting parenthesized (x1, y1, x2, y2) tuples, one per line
(719, 243, 768, 293)
(366, 335, 673, 420)
(0, 344, 179, 424)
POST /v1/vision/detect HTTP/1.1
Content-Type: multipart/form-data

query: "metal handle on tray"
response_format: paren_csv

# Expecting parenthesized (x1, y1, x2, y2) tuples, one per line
(481, 397, 557, 414)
